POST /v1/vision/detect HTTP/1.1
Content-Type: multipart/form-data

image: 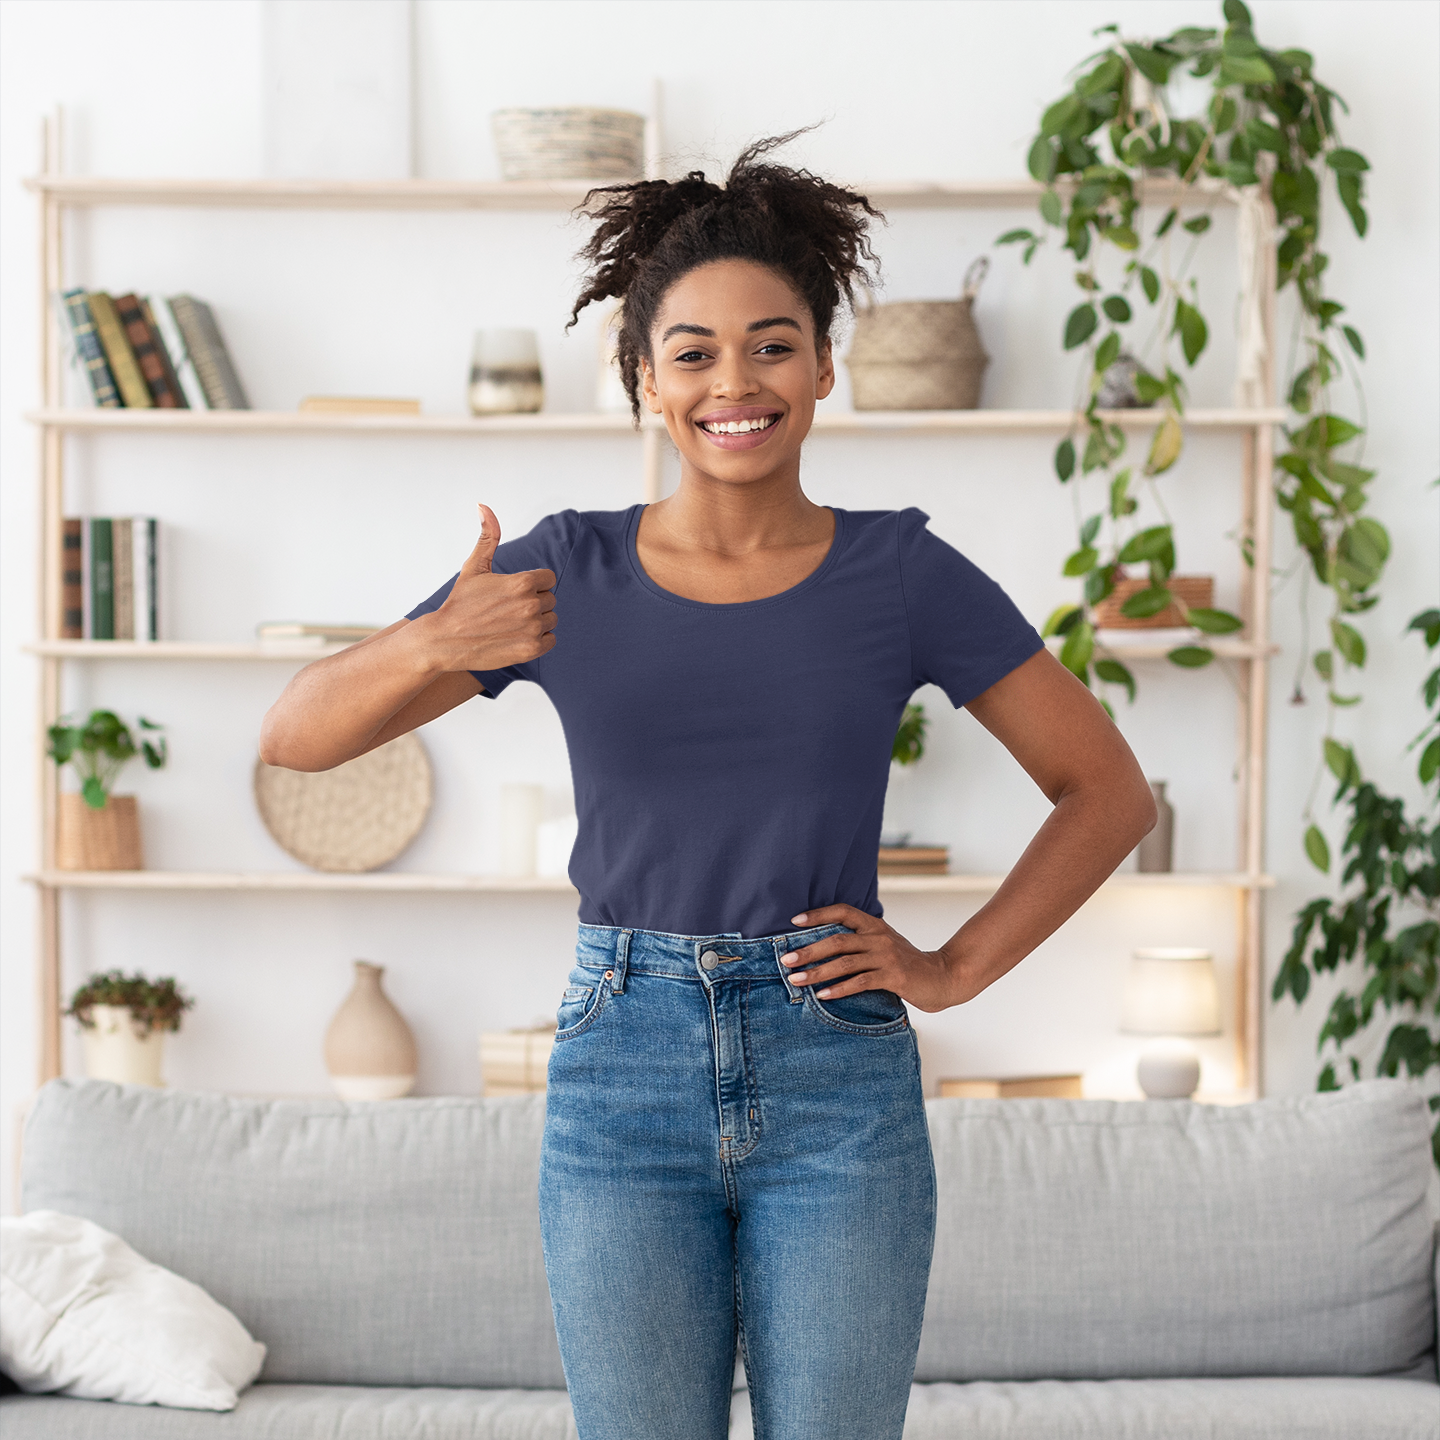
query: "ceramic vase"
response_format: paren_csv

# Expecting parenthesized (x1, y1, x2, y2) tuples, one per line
(468, 329, 543, 415)
(1137, 781, 1175, 873)
(81, 1004, 165, 1086)
(324, 961, 416, 1101)
(57, 794, 143, 870)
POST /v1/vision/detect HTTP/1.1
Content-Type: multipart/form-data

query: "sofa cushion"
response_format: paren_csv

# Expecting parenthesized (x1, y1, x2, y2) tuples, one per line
(915, 1080, 1438, 1382)
(20, 1083, 564, 1389)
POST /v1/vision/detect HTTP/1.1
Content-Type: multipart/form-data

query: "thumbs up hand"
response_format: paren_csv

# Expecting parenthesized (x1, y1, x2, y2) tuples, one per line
(417, 504, 558, 674)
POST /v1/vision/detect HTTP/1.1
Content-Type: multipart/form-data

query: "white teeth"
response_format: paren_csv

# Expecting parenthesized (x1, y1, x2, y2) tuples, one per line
(702, 416, 775, 435)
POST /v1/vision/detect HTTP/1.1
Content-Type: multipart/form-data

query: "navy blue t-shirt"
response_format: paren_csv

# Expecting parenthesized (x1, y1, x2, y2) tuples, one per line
(407, 503, 1044, 939)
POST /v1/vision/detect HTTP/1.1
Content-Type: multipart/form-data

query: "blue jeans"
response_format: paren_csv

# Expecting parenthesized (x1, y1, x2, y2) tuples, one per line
(539, 921, 937, 1440)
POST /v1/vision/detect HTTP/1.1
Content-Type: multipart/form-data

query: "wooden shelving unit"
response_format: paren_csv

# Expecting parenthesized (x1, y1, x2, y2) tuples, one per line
(23, 143, 1279, 1099)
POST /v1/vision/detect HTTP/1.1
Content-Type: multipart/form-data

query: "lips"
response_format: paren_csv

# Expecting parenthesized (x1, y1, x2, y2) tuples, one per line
(695, 407, 783, 450)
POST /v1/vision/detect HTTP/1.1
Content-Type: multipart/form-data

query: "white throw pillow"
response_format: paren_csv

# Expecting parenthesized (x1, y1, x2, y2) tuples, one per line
(0, 1210, 266, 1410)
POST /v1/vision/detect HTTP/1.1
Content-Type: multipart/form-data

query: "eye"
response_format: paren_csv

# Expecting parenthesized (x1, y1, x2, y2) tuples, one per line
(674, 349, 709, 364)
(757, 342, 794, 356)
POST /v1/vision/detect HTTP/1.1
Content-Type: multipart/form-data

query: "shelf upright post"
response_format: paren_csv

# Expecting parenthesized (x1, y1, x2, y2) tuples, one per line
(36, 110, 66, 1085)
(638, 78, 666, 506)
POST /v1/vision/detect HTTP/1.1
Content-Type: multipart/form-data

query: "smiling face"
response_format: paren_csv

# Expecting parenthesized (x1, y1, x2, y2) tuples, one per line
(640, 259, 835, 487)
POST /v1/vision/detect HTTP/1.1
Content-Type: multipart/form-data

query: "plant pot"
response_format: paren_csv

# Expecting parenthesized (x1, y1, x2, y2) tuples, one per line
(80, 1004, 165, 1085)
(1089, 575, 1215, 629)
(56, 794, 142, 870)
(324, 961, 417, 1101)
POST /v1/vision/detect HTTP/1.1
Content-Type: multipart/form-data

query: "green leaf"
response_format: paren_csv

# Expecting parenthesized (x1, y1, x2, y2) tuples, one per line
(997, 228, 1036, 246)
(81, 776, 107, 809)
(1040, 189, 1064, 226)
(1341, 325, 1365, 359)
(1063, 545, 1100, 577)
(1101, 295, 1131, 323)
(1094, 331, 1121, 373)
(1124, 43, 1174, 84)
(1040, 94, 1083, 138)
(1117, 524, 1174, 564)
(1054, 437, 1076, 481)
(1064, 303, 1098, 350)
(1326, 147, 1370, 173)
(1313, 649, 1333, 681)
(1223, 0, 1254, 23)
(1168, 645, 1214, 668)
(1144, 411, 1184, 474)
(1041, 602, 1083, 638)
(1244, 118, 1285, 152)
(1104, 224, 1140, 251)
(1182, 215, 1212, 234)
(1095, 658, 1136, 703)
(1059, 618, 1095, 678)
(1028, 135, 1057, 183)
(1323, 737, 1359, 786)
(1220, 54, 1276, 86)
(1133, 370, 1167, 405)
(1339, 517, 1390, 582)
(1409, 608, 1440, 647)
(1121, 586, 1174, 620)
(1173, 298, 1208, 365)
(1079, 514, 1101, 546)
(1154, 207, 1178, 239)
(1187, 607, 1244, 634)
(1330, 620, 1367, 667)
(1327, 692, 1361, 707)
(1420, 737, 1440, 785)
(1140, 266, 1160, 304)
(1109, 469, 1137, 518)
(1304, 824, 1331, 872)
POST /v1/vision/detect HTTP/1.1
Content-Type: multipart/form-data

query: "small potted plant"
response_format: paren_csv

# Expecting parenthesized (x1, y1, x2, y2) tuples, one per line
(66, 969, 193, 1087)
(881, 703, 929, 847)
(47, 710, 166, 870)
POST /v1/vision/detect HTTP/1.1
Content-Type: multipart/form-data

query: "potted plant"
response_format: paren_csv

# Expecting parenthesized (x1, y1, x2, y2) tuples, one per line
(47, 710, 166, 870)
(881, 703, 929, 847)
(66, 969, 194, 1087)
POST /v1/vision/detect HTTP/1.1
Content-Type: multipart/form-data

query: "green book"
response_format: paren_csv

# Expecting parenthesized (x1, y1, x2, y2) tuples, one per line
(90, 518, 114, 640)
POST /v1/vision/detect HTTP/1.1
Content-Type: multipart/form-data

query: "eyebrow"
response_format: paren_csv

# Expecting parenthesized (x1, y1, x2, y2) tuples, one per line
(660, 316, 803, 343)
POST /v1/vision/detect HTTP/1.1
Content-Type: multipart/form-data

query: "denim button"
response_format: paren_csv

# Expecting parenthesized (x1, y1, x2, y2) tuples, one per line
(699, 950, 719, 971)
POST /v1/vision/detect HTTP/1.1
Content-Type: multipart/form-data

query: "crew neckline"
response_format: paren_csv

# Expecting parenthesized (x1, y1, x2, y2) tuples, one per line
(624, 502, 847, 611)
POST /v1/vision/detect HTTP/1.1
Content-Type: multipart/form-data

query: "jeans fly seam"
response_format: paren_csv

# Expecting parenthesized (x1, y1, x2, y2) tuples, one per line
(728, 981, 761, 1163)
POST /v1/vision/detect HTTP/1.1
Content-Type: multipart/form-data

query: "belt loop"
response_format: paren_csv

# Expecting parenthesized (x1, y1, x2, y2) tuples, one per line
(774, 939, 804, 1005)
(610, 929, 632, 994)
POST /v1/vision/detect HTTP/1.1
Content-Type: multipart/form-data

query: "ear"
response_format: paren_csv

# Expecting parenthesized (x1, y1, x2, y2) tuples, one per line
(815, 335, 836, 401)
(639, 355, 663, 414)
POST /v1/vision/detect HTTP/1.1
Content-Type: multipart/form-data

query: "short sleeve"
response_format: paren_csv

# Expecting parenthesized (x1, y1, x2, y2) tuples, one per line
(404, 508, 581, 699)
(897, 507, 1045, 709)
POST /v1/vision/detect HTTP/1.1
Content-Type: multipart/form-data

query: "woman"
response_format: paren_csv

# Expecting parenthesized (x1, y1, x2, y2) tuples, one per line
(259, 136, 1156, 1440)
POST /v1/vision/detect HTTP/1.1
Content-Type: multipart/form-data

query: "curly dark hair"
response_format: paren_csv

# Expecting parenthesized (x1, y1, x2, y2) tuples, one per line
(568, 131, 884, 423)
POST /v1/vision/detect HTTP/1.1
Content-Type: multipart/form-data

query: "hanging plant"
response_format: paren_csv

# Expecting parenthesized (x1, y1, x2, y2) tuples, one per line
(999, 0, 1383, 724)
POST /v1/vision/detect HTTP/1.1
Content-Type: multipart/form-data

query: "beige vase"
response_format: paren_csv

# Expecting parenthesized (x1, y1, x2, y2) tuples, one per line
(56, 794, 142, 870)
(323, 961, 416, 1101)
(81, 1004, 165, 1086)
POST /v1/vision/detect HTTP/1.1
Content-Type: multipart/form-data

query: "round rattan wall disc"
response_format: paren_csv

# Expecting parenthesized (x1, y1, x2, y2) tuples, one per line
(253, 733, 433, 873)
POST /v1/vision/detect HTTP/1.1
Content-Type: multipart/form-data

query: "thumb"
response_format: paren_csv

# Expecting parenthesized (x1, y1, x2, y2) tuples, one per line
(459, 503, 501, 576)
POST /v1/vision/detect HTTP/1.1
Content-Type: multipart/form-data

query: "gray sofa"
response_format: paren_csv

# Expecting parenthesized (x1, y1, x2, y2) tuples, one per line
(4, 1076, 1437, 1438)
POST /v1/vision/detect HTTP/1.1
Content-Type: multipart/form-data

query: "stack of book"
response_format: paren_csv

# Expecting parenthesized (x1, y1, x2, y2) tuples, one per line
(256, 623, 379, 648)
(878, 843, 949, 875)
(61, 290, 249, 410)
(64, 517, 160, 641)
(479, 1026, 556, 1096)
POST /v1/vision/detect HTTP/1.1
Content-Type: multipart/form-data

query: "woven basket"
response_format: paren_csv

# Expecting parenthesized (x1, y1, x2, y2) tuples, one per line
(1090, 575, 1215, 629)
(56, 794, 142, 870)
(491, 108, 645, 182)
(846, 257, 990, 411)
(253, 733, 433, 873)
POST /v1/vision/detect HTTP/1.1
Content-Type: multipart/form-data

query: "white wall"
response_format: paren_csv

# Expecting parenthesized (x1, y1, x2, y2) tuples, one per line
(2, 0, 1436, 1210)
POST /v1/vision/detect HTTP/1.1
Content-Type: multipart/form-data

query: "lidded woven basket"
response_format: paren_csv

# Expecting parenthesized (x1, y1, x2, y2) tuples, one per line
(846, 257, 990, 411)
(491, 108, 645, 182)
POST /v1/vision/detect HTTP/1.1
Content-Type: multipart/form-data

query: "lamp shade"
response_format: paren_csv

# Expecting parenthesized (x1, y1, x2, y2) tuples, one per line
(1120, 948, 1221, 1036)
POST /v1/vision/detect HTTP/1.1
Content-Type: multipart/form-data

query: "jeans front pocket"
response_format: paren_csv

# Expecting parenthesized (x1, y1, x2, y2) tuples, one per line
(805, 985, 910, 1036)
(554, 974, 609, 1040)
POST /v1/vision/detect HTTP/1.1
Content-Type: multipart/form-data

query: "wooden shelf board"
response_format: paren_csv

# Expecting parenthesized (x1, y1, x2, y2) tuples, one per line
(27, 406, 1286, 436)
(24, 174, 1241, 212)
(25, 641, 352, 660)
(27, 869, 1276, 894)
(1043, 634, 1279, 661)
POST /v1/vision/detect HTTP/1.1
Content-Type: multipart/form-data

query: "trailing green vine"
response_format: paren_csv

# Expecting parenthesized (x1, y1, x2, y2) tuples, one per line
(999, 0, 1385, 731)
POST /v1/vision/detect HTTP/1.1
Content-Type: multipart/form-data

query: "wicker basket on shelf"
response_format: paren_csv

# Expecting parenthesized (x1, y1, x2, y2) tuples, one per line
(490, 108, 645, 181)
(845, 257, 989, 411)
(1090, 575, 1215, 629)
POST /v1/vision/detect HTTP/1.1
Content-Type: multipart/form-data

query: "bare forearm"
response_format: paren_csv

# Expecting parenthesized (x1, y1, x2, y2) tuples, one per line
(259, 617, 459, 771)
(939, 778, 1156, 1004)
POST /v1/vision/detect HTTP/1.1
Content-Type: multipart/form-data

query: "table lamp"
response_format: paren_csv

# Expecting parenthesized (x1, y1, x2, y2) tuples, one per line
(1120, 947, 1221, 1099)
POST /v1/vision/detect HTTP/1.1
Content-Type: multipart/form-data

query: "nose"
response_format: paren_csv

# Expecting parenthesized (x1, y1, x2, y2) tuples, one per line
(710, 350, 761, 400)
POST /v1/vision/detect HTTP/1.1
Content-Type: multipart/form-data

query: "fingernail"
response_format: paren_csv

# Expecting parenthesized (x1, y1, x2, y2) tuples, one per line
(817, 989, 832, 998)
(791, 973, 809, 984)
(791, 913, 807, 924)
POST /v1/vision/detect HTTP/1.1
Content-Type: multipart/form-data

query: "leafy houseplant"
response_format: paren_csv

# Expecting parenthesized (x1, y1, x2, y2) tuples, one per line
(1272, 610, 1440, 1164)
(67, 969, 195, 1088)
(46, 709, 166, 809)
(999, 0, 1382, 723)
